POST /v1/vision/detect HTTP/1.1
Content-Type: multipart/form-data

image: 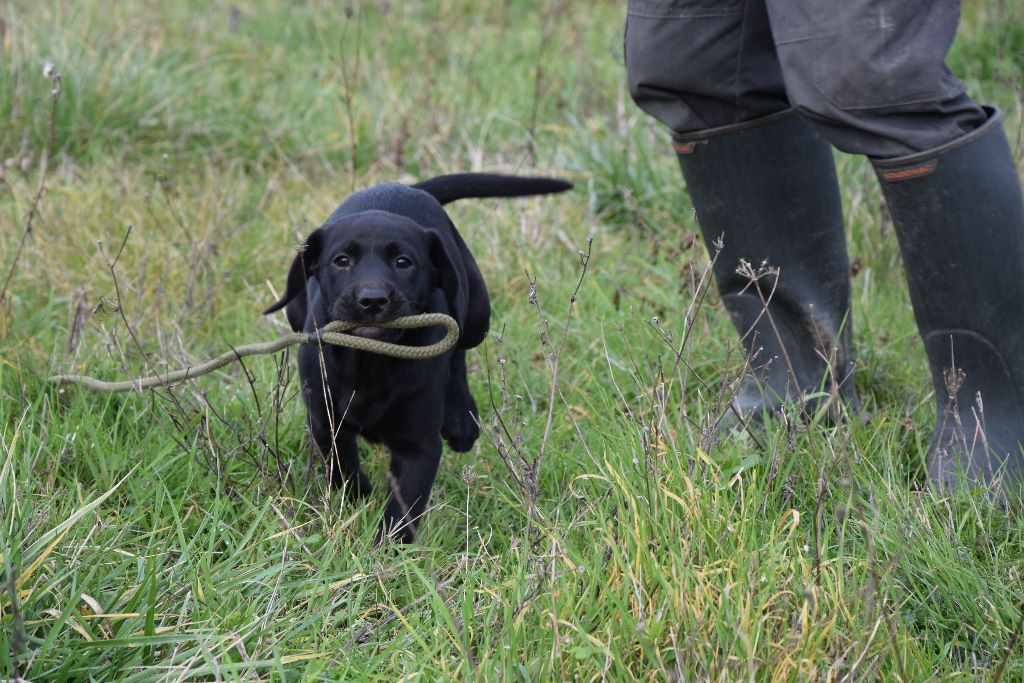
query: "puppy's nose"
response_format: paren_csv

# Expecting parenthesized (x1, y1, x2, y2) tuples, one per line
(356, 287, 390, 315)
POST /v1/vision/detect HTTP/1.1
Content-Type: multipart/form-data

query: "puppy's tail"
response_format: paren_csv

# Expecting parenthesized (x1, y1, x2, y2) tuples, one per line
(412, 173, 572, 205)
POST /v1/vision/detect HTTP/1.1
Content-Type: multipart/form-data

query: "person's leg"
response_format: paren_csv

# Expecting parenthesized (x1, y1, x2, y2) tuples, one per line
(626, 0, 789, 131)
(766, 0, 985, 157)
(626, 0, 859, 428)
(768, 0, 1024, 491)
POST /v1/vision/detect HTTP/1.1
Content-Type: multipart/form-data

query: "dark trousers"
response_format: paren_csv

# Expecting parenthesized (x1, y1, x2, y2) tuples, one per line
(625, 0, 987, 158)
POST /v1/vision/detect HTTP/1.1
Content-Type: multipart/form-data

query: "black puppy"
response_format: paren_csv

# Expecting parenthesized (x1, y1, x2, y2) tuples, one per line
(264, 173, 571, 541)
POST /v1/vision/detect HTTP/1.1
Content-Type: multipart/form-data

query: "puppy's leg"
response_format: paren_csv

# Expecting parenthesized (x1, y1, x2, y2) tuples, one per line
(379, 435, 443, 543)
(441, 349, 480, 452)
(303, 376, 372, 498)
(332, 428, 373, 498)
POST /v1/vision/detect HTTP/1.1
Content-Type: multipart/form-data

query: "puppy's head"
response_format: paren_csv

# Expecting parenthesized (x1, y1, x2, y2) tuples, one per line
(265, 210, 462, 341)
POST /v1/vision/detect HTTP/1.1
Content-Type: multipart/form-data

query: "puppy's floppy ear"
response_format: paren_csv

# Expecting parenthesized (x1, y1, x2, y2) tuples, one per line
(263, 229, 323, 316)
(428, 231, 469, 324)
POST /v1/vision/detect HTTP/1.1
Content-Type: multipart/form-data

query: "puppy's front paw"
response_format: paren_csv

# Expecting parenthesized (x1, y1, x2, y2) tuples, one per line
(375, 518, 417, 545)
(442, 407, 480, 453)
(330, 468, 373, 499)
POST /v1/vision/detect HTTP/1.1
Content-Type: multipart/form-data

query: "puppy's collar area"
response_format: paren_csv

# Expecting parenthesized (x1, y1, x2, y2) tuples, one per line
(50, 313, 460, 393)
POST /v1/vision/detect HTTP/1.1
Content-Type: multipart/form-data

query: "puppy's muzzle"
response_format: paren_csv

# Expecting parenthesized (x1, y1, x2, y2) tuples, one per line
(342, 284, 405, 340)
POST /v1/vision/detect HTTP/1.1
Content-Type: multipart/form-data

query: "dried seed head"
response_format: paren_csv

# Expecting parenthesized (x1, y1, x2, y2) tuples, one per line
(735, 258, 755, 279)
(943, 366, 966, 399)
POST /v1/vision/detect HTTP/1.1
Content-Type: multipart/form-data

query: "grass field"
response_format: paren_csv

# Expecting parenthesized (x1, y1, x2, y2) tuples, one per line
(3, 1, 1024, 680)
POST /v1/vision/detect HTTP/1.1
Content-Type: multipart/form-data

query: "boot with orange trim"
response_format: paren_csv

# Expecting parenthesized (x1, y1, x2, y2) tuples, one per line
(874, 107, 1024, 493)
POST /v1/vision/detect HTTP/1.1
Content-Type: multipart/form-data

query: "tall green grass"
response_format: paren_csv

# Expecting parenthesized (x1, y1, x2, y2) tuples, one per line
(2, 0, 1023, 680)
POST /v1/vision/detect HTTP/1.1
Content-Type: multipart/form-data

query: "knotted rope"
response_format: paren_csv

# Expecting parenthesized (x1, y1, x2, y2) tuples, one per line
(49, 313, 459, 393)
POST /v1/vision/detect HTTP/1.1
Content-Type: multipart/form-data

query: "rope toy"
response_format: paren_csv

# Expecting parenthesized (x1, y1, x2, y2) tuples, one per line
(48, 313, 459, 393)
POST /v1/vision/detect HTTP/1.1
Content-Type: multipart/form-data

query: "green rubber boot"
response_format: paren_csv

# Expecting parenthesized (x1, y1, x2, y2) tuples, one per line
(675, 110, 859, 430)
(874, 107, 1024, 493)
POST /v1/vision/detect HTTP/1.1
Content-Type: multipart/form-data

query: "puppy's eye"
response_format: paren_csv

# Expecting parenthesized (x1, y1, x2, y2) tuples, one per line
(394, 256, 413, 269)
(332, 254, 351, 268)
